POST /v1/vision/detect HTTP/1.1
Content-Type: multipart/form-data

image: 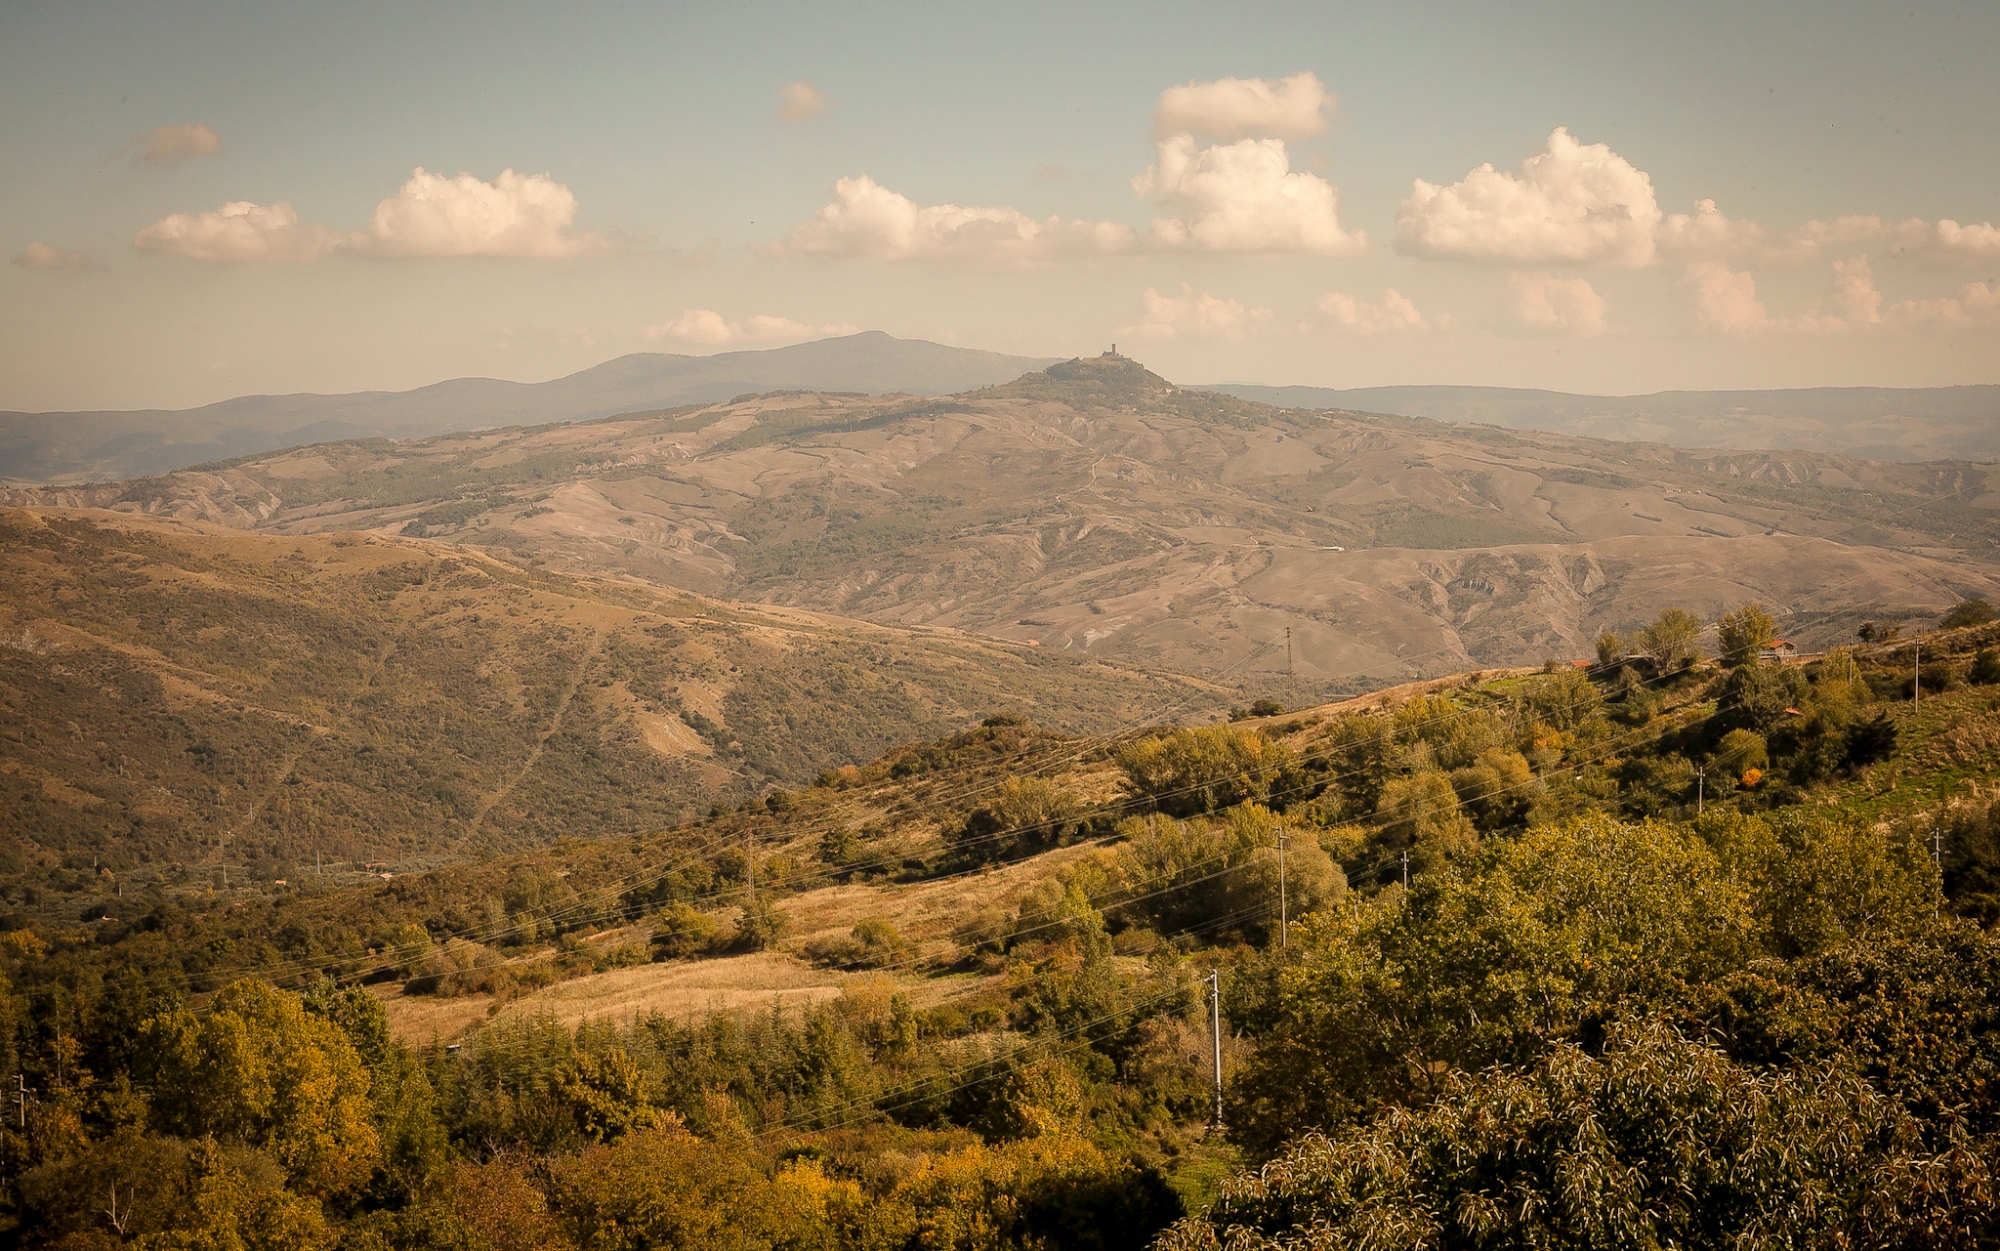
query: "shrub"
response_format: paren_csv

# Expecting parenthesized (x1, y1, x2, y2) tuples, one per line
(650, 903, 719, 961)
(1942, 597, 1997, 629)
(1973, 649, 2000, 685)
(802, 917, 912, 970)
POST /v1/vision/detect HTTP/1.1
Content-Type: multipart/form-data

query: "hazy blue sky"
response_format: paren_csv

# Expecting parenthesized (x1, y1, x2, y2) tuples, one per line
(4, 0, 1996, 409)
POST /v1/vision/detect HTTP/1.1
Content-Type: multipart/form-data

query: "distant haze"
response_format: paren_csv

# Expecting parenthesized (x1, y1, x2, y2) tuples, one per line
(0, 333, 1055, 484)
(1206, 383, 2000, 463)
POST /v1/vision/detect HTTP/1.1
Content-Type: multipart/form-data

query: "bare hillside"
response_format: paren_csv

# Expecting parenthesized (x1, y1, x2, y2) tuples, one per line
(16, 355, 1994, 701)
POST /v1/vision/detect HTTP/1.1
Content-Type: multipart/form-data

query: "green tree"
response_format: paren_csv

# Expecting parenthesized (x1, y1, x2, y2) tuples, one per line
(949, 775, 1085, 863)
(1595, 630, 1623, 666)
(142, 979, 380, 1197)
(1227, 815, 1756, 1154)
(1375, 771, 1477, 870)
(1640, 606, 1705, 671)
(1717, 602, 1778, 667)
(1116, 726, 1296, 817)
(1713, 728, 1769, 780)
(1168, 1025, 1995, 1251)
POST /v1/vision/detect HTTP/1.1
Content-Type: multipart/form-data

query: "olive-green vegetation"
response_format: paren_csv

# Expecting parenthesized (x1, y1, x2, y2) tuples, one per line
(4, 607, 2000, 1247)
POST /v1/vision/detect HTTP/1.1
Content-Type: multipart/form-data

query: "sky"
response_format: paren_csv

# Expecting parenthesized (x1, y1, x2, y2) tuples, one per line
(2, 0, 1997, 411)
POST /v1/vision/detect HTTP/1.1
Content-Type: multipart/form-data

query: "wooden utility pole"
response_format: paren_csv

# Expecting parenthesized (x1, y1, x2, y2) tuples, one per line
(1695, 764, 1705, 816)
(1914, 643, 1922, 705)
(1401, 849, 1410, 889)
(1208, 969, 1224, 1127)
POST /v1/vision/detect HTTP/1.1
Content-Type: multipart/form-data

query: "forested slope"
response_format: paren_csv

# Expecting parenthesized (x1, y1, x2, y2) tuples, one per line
(5, 599, 2000, 1247)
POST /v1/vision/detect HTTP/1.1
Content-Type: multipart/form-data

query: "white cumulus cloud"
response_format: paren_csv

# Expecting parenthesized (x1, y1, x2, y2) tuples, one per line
(364, 168, 606, 258)
(1499, 271, 1609, 337)
(777, 81, 831, 121)
(133, 169, 606, 262)
(130, 123, 222, 167)
(1398, 127, 1661, 267)
(1136, 136, 1364, 255)
(1316, 288, 1434, 333)
(1152, 72, 1332, 141)
(133, 199, 341, 261)
(782, 174, 1134, 264)
(11, 241, 98, 271)
(642, 309, 858, 348)
(1119, 285, 1269, 342)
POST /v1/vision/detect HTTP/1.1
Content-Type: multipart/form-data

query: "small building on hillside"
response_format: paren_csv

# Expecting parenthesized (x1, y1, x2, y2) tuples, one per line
(1762, 639, 1798, 661)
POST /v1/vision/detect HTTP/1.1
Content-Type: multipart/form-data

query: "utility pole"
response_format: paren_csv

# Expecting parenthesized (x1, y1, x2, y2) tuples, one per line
(1207, 969, 1224, 1127)
(1695, 764, 1705, 816)
(14, 1074, 30, 1129)
(1914, 642, 1922, 705)
(746, 832, 755, 905)
(1401, 849, 1409, 889)
(1277, 829, 1289, 950)
(1934, 828, 1944, 919)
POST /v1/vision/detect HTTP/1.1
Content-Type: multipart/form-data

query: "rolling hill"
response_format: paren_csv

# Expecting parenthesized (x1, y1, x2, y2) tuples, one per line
(14, 354, 1997, 701)
(0, 506, 1213, 878)
(0, 332, 1056, 485)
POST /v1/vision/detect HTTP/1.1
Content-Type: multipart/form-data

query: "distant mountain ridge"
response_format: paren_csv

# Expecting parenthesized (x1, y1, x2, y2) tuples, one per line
(0, 332, 1058, 485)
(1202, 382, 2000, 462)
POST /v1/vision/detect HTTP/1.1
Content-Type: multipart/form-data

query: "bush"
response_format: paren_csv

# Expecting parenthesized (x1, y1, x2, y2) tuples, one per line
(730, 897, 787, 952)
(1973, 649, 2000, 685)
(1943, 597, 1997, 629)
(650, 903, 719, 961)
(802, 917, 912, 970)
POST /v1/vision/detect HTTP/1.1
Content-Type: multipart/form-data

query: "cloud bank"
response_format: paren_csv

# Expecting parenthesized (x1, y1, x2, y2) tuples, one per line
(1685, 257, 2000, 335)
(786, 73, 1361, 263)
(134, 169, 606, 261)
